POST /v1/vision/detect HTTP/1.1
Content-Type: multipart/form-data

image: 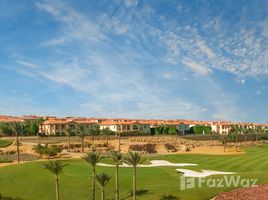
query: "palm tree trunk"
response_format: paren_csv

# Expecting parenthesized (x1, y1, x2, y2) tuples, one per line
(15, 131, 20, 163)
(101, 188, 105, 200)
(235, 135, 238, 152)
(92, 136, 95, 151)
(106, 134, 109, 151)
(92, 168, 96, 200)
(210, 134, 212, 149)
(68, 134, 71, 152)
(81, 137, 84, 153)
(118, 132, 121, 152)
(245, 135, 247, 145)
(133, 167, 136, 200)
(55, 176, 60, 200)
(115, 164, 119, 200)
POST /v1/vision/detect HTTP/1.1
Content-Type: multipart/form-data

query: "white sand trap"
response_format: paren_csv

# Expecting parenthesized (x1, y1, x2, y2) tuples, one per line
(176, 169, 235, 177)
(97, 160, 197, 168)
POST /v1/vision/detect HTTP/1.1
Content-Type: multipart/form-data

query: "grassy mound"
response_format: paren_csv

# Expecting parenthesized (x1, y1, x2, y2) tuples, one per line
(0, 140, 13, 148)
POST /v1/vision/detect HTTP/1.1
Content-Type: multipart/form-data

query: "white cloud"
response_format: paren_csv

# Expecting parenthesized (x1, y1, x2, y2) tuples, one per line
(256, 90, 262, 95)
(16, 60, 38, 68)
(36, 1, 105, 44)
(42, 37, 66, 46)
(162, 71, 176, 79)
(182, 59, 212, 75)
(124, 0, 138, 8)
(259, 18, 268, 38)
(36, 2, 60, 16)
(195, 36, 216, 58)
(239, 79, 246, 84)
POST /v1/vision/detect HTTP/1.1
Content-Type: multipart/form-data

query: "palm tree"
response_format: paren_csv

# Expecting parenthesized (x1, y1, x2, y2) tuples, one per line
(77, 124, 86, 153)
(124, 152, 145, 200)
(66, 126, 73, 152)
(101, 128, 112, 151)
(95, 172, 111, 200)
(82, 152, 102, 200)
(209, 131, 214, 149)
(118, 131, 121, 152)
(220, 135, 229, 152)
(89, 124, 100, 151)
(10, 122, 22, 163)
(44, 160, 67, 200)
(111, 151, 123, 200)
(243, 129, 249, 145)
(230, 127, 241, 152)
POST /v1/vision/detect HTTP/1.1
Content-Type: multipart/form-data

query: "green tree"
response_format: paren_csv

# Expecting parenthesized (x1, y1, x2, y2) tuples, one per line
(111, 151, 123, 200)
(95, 172, 111, 200)
(44, 160, 67, 200)
(168, 126, 177, 135)
(124, 152, 145, 200)
(0, 123, 13, 136)
(191, 125, 212, 134)
(155, 126, 164, 135)
(23, 118, 44, 136)
(82, 152, 102, 200)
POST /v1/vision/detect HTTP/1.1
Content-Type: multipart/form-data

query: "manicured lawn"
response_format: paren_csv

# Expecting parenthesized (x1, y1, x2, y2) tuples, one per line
(0, 145, 268, 200)
(0, 140, 13, 148)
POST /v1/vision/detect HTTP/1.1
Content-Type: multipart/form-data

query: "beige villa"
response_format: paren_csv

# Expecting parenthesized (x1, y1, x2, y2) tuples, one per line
(39, 118, 97, 136)
(100, 120, 151, 134)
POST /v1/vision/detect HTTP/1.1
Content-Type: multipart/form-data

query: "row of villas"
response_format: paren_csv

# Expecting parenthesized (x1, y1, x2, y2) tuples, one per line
(1, 115, 268, 135)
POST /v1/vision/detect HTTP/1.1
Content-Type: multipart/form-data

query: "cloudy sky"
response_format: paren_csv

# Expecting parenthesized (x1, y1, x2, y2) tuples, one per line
(0, 0, 267, 122)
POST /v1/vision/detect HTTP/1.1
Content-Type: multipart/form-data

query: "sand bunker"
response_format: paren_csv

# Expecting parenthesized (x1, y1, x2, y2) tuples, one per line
(97, 160, 197, 167)
(176, 169, 235, 177)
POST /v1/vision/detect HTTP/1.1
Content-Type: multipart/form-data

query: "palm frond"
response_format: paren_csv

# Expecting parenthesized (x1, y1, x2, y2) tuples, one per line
(44, 160, 67, 175)
(124, 152, 144, 167)
(110, 151, 123, 164)
(82, 151, 102, 167)
(95, 172, 111, 187)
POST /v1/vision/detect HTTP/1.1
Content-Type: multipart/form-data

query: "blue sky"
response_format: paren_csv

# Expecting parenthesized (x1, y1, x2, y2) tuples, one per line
(0, 0, 267, 122)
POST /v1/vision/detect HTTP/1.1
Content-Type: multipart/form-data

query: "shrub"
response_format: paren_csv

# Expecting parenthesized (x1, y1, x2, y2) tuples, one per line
(260, 134, 268, 140)
(33, 144, 62, 158)
(189, 125, 212, 134)
(0, 140, 13, 148)
(0, 158, 12, 163)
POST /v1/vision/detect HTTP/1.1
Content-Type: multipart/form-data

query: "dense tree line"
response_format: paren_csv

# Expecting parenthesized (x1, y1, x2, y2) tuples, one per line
(151, 125, 177, 135)
(0, 118, 44, 136)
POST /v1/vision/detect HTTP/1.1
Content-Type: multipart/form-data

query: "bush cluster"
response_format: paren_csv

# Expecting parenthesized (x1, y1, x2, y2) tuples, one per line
(33, 144, 62, 158)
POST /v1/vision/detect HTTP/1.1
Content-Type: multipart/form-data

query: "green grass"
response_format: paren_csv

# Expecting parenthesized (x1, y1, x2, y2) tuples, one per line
(0, 145, 268, 200)
(0, 140, 13, 148)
